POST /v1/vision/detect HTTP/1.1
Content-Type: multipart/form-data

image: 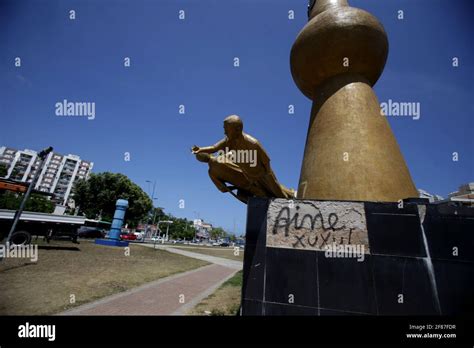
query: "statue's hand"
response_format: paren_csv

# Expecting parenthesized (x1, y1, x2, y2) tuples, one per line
(191, 145, 200, 154)
(219, 185, 230, 193)
(221, 185, 240, 193)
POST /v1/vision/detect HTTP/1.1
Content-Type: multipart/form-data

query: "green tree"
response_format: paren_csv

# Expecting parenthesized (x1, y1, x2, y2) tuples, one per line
(149, 209, 233, 242)
(0, 191, 54, 213)
(73, 172, 152, 227)
(147, 207, 165, 224)
(157, 214, 195, 240)
(0, 164, 8, 178)
(210, 227, 227, 240)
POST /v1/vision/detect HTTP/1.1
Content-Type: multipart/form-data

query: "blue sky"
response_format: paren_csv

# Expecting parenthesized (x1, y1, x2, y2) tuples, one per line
(0, 0, 472, 235)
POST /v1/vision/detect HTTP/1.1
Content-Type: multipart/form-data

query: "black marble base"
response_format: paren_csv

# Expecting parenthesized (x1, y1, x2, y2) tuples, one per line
(241, 198, 474, 316)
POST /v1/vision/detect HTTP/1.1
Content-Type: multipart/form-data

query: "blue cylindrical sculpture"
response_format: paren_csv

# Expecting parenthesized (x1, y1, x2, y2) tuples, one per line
(109, 199, 129, 240)
(95, 198, 130, 247)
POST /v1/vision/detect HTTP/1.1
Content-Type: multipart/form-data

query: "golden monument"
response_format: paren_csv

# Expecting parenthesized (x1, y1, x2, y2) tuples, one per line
(193, 0, 418, 204)
(192, 115, 294, 204)
(290, 0, 418, 201)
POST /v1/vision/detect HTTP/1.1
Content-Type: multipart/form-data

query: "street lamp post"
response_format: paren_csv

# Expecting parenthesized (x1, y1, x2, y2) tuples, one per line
(5, 146, 53, 244)
(193, 211, 200, 242)
(145, 180, 157, 240)
(154, 220, 173, 246)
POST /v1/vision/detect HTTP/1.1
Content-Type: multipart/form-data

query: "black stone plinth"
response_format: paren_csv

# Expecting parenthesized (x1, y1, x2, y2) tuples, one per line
(241, 197, 474, 315)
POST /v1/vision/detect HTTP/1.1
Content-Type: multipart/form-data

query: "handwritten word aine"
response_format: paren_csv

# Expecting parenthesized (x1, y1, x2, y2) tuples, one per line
(272, 206, 346, 237)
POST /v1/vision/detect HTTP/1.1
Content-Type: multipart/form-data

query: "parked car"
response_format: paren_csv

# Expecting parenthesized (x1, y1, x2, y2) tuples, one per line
(77, 226, 105, 239)
(133, 232, 145, 241)
(219, 241, 230, 247)
(151, 236, 164, 243)
(120, 233, 137, 241)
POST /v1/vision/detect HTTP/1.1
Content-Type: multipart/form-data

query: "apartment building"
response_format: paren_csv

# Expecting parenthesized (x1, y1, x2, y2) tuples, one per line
(0, 146, 93, 206)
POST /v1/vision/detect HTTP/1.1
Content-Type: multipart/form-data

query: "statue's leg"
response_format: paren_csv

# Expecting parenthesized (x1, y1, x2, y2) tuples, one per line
(258, 172, 295, 199)
(208, 159, 268, 197)
(208, 159, 250, 191)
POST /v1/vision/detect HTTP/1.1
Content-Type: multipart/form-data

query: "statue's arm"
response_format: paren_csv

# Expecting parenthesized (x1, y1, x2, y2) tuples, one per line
(192, 138, 226, 154)
(255, 142, 272, 174)
(195, 146, 217, 154)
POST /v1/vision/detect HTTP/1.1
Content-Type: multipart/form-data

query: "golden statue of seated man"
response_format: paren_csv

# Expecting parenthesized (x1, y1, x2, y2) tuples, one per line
(192, 115, 294, 204)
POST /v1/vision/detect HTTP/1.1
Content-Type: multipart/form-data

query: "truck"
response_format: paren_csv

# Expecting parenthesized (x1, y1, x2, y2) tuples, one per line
(0, 209, 110, 245)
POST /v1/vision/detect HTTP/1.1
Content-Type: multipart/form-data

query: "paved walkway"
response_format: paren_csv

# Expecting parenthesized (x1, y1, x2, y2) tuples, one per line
(60, 245, 242, 316)
(143, 244, 243, 270)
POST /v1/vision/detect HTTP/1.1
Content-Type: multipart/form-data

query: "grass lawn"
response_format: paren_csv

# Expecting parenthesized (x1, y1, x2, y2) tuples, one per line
(189, 271, 242, 316)
(170, 245, 244, 262)
(0, 240, 208, 315)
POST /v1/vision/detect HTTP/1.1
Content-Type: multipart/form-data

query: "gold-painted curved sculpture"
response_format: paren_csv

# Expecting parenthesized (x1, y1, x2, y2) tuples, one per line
(291, 0, 418, 202)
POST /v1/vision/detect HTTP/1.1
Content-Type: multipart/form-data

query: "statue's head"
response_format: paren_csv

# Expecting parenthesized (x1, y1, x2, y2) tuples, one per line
(223, 115, 243, 139)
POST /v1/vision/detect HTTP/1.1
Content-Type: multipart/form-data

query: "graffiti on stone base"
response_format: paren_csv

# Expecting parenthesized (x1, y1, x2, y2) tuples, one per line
(266, 199, 370, 253)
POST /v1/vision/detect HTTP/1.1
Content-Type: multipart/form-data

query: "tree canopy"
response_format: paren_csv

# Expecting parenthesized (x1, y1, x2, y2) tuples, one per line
(148, 208, 232, 241)
(73, 172, 152, 227)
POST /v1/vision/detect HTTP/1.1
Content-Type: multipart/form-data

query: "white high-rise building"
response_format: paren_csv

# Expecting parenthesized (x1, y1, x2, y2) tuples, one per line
(0, 146, 93, 205)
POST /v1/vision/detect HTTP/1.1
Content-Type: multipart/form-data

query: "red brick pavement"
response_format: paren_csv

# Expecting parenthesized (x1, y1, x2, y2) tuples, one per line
(61, 264, 237, 315)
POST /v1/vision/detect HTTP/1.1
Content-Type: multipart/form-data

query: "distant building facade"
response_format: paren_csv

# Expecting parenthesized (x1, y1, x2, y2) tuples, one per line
(418, 183, 474, 206)
(445, 183, 474, 206)
(193, 219, 213, 239)
(0, 146, 93, 205)
(418, 189, 444, 203)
